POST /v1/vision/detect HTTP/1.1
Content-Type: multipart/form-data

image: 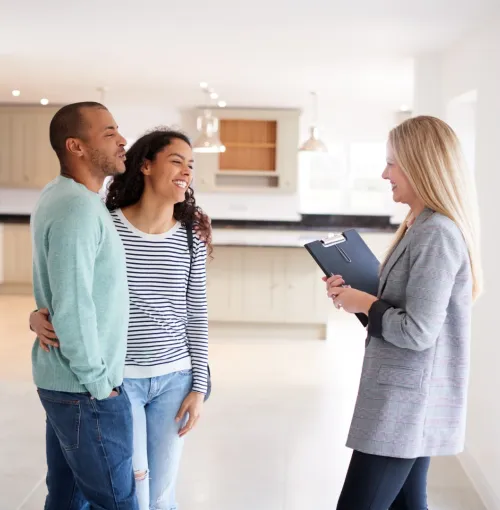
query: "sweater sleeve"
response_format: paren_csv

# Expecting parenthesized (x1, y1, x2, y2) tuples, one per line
(186, 239, 209, 394)
(47, 203, 114, 400)
(369, 226, 464, 351)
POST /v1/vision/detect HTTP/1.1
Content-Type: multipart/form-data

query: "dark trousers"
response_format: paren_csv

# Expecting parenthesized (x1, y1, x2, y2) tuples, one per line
(38, 386, 138, 510)
(336, 450, 430, 510)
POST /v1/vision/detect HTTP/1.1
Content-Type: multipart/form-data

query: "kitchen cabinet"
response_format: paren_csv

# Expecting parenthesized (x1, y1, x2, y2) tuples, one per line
(206, 246, 330, 330)
(0, 224, 32, 293)
(0, 106, 60, 189)
(193, 108, 300, 195)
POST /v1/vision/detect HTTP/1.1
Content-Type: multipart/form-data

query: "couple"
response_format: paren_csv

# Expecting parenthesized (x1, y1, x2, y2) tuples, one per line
(30, 101, 210, 509)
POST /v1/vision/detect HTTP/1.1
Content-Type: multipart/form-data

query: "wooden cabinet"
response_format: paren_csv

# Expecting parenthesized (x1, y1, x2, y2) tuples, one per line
(0, 224, 33, 293)
(193, 108, 300, 194)
(0, 106, 60, 189)
(206, 246, 329, 327)
(219, 119, 277, 172)
(205, 246, 244, 321)
(204, 234, 394, 337)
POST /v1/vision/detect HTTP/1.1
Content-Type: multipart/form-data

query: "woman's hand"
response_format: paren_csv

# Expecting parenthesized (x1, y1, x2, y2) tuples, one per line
(323, 274, 345, 293)
(329, 287, 377, 315)
(30, 308, 59, 352)
(175, 391, 204, 438)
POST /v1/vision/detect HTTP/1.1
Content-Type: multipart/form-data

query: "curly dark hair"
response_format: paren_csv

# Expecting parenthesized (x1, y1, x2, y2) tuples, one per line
(106, 127, 212, 256)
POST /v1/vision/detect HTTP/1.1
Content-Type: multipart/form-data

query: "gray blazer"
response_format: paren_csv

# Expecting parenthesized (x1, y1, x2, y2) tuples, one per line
(346, 208, 473, 458)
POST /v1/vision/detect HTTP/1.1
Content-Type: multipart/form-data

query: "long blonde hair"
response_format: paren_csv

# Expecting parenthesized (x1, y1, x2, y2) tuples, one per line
(385, 115, 482, 300)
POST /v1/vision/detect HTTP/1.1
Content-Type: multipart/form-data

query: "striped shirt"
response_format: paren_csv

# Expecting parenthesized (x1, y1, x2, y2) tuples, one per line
(110, 208, 209, 394)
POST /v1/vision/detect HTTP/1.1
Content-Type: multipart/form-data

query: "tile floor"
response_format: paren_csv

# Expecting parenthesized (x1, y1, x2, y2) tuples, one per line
(0, 295, 487, 510)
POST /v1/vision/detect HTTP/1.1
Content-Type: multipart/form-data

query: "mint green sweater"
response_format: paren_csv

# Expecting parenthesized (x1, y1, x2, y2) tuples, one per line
(31, 176, 129, 400)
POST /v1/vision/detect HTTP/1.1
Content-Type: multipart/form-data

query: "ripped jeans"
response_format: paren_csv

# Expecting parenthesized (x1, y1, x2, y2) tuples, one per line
(123, 371, 192, 510)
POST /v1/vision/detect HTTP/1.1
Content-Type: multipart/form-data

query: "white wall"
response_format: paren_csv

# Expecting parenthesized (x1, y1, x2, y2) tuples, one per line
(413, 53, 445, 118)
(297, 102, 405, 218)
(446, 91, 477, 172)
(442, 21, 500, 510)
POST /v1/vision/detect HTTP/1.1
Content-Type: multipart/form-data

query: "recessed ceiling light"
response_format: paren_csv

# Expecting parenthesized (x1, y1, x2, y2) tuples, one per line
(217, 100, 227, 108)
(200, 81, 208, 89)
(40, 98, 49, 106)
(12, 90, 21, 97)
(400, 104, 410, 112)
(210, 92, 218, 100)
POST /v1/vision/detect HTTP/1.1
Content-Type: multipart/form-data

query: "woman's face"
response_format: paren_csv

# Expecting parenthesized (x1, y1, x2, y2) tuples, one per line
(143, 138, 194, 203)
(382, 141, 416, 206)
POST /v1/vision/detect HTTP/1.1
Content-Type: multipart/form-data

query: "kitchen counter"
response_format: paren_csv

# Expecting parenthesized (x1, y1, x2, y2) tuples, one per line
(211, 227, 395, 248)
(212, 228, 325, 247)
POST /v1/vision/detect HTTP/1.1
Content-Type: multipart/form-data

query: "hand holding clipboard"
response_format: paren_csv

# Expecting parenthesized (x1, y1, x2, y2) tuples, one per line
(304, 230, 380, 326)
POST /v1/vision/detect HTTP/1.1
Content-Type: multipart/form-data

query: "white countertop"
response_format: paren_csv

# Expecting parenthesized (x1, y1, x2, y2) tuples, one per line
(212, 228, 325, 247)
(211, 228, 394, 248)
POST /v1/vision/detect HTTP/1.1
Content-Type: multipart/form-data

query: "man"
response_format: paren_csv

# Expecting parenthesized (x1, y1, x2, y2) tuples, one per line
(31, 102, 138, 509)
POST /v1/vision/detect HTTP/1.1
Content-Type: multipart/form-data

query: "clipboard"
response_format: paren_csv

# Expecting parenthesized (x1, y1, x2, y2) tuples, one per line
(304, 229, 380, 326)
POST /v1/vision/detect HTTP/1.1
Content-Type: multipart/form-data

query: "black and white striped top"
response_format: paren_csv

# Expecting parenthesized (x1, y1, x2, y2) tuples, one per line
(110, 209, 209, 394)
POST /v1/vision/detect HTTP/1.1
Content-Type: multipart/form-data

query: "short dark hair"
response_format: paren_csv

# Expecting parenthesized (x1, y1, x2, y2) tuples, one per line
(49, 101, 107, 160)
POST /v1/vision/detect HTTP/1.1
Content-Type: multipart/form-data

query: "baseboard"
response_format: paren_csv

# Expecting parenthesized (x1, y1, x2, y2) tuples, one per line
(0, 283, 32, 295)
(208, 320, 327, 341)
(459, 448, 500, 510)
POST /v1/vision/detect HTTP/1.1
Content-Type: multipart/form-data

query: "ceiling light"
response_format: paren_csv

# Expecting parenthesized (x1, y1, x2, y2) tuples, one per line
(400, 104, 410, 112)
(299, 91, 328, 153)
(97, 86, 110, 103)
(299, 127, 328, 152)
(193, 114, 226, 154)
(217, 100, 227, 108)
(193, 87, 226, 154)
(12, 90, 21, 97)
(40, 98, 49, 106)
(210, 92, 218, 100)
(200, 81, 208, 89)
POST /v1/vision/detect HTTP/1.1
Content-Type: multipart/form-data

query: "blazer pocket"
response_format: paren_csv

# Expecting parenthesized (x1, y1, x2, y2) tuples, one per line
(377, 365, 423, 390)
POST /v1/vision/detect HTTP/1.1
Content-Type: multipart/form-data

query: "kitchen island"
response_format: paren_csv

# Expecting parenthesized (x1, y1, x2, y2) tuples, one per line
(207, 228, 393, 339)
(0, 216, 395, 340)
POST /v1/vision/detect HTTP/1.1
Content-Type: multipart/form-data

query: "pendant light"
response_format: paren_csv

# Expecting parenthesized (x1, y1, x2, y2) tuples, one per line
(193, 84, 226, 153)
(97, 86, 109, 103)
(299, 91, 327, 152)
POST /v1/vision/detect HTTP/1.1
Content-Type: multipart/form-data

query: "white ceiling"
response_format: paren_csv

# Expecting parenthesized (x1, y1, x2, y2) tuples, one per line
(1, 0, 499, 110)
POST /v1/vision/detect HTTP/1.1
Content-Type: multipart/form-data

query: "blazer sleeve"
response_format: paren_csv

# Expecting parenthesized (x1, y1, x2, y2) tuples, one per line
(368, 225, 466, 351)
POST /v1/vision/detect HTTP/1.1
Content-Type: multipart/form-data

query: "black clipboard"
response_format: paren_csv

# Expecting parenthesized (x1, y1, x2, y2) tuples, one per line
(304, 229, 380, 326)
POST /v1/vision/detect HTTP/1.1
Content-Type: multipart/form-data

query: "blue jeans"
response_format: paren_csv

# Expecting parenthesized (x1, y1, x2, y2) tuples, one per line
(336, 450, 430, 509)
(124, 370, 193, 510)
(38, 385, 138, 510)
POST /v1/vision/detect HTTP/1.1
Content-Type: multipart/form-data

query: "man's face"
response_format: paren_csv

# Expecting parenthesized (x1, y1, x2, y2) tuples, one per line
(79, 108, 127, 177)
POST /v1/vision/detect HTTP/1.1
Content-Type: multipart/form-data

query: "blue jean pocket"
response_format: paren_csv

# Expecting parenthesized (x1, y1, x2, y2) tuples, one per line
(38, 390, 81, 451)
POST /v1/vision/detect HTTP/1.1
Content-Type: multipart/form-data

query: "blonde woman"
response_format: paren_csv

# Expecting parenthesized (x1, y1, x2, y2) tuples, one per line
(326, 116, 482, 509)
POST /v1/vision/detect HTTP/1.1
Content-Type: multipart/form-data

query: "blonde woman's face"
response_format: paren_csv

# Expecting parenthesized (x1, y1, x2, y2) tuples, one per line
(382, 142, 416, 206)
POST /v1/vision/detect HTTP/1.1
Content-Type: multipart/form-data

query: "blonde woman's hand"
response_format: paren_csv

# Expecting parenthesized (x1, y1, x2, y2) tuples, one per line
(30, 308, 59, 352)
(329, 286, 377, 315)
(176, 391, 204, 438)
(323, 274, 345, 299)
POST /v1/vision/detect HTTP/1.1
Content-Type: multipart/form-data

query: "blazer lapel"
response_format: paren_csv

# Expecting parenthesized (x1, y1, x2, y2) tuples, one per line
(378, 233, 411, 297)
(377, 208, 434, 297)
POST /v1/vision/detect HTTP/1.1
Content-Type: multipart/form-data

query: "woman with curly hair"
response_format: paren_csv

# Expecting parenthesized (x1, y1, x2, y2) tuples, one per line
(31, 128, 212, 510)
